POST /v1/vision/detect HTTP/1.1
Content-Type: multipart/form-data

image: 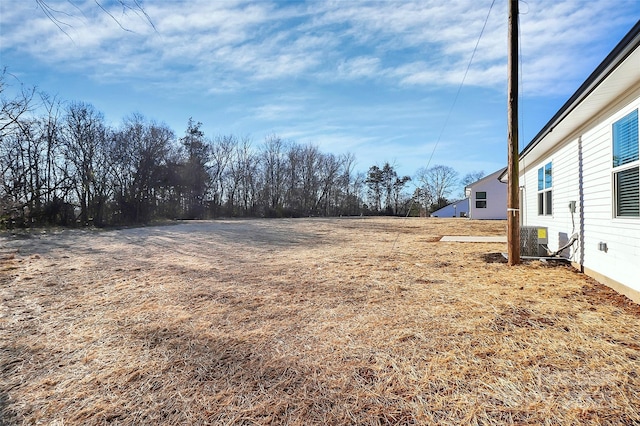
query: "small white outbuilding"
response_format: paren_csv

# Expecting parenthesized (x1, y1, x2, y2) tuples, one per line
(430, 198, 469, 218)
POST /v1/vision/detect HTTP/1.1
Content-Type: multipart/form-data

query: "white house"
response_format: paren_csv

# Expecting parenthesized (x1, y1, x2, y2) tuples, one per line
(465, 168, 507, 219)
(512, 21, 640, 303)
(431, 198, 469, 217)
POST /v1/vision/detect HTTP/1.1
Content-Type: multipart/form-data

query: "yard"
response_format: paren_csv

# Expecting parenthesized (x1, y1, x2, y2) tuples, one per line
(1, 217, 639, 425)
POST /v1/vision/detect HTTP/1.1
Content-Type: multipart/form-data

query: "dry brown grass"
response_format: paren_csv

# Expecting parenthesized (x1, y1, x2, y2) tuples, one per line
(1, 217, 639, 425)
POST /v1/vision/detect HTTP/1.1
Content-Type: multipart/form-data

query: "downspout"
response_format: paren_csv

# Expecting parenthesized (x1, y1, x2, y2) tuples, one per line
(546, 137, 583, 259)
(578, 135, 585, 271)
(520, 157, 526, 226)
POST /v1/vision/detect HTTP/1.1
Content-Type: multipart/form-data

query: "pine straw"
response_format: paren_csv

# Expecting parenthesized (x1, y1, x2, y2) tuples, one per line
(1, 217, 639, 425)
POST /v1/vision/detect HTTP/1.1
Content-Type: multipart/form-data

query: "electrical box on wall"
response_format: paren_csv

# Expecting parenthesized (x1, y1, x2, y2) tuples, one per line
(569, 201, 576, 213)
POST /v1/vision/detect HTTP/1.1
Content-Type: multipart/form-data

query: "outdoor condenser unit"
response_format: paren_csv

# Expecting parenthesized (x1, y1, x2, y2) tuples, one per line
(520, 226, 548, 257)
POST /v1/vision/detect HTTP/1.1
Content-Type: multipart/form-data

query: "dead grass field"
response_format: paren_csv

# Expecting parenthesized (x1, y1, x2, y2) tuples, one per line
(1, 217, 639, 425)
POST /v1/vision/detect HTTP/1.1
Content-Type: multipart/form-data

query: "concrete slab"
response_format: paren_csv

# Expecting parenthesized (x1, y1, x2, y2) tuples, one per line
(440, 236, 507, 243)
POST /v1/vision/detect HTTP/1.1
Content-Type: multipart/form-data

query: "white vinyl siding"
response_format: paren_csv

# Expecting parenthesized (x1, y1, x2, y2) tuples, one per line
(581, 124, 612, 220)
(522, 141, 578, 249)
(521, 92, 640, 295)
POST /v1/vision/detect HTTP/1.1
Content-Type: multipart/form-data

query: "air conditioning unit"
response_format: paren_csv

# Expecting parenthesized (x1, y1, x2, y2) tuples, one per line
(520, 226, 548, 257)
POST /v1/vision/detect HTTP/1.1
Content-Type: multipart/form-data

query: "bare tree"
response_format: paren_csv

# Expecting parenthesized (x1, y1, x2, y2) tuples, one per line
(1, 75, 42, 226)
(38, 93, 67, 210)
(415, 164, 459, 212)
(111, 113, 174, 223)
(339, 152, 359, 216)
(62, 102, 111, 225)
(461, 170, 485, 187)
(460, 170, 485, 198)
(15, 119, 44, 221)
(226, 137, 258, 216)
(0, 70, 35, 141)
(207, 135, 235, 216)
(4, 62, 382, 225)
(299, 144, 321, 214)
(285, 143, 304, 211)
(315, 152, 343, 216)
(261, 135, 288, 215)
(0, 127, 30, 225)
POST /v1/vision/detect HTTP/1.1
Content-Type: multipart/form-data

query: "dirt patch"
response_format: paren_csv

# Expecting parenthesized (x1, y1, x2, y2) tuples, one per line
(481, 252, 508, 264)
(1, 217, 639, 425)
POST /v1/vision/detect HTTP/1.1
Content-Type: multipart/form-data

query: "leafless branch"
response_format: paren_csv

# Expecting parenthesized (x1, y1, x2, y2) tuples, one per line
(35, 0, 76, 41)
(35, 0, 156, 37)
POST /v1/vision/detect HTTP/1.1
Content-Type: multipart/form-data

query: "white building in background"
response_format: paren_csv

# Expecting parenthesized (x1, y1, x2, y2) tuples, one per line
(430, 198, 469, 217)
(465, 168, 507, 220)
(505, 22, 640, 303)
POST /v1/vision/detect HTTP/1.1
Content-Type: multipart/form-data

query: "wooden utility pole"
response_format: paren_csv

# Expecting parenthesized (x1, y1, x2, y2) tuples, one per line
(507, 0, 520, 265)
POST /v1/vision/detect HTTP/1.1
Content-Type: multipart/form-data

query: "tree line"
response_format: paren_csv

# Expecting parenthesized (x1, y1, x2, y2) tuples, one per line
(1, 76, 479, 228)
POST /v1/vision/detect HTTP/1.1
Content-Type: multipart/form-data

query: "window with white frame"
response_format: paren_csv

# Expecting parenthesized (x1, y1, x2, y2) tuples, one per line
(613, 109, 639, 217)
(475, 191, 487, 208)
(537, 162, 552, 216)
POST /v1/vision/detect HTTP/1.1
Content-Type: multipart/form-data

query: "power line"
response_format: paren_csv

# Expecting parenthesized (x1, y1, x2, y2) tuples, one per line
(423, 0, 497, 171)
(390, 1, 498, 252)
(390, 1, 497, 250)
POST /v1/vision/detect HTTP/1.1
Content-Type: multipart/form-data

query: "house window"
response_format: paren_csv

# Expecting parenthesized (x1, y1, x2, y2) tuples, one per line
(613, 109, 639, 217)
(537, 162, 552, 215)
(475, 191, 487, 208)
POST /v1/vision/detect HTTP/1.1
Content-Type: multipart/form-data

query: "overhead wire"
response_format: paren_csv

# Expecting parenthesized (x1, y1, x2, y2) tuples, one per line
(391, 0, 497, 251)
(423, 0, 497, 171)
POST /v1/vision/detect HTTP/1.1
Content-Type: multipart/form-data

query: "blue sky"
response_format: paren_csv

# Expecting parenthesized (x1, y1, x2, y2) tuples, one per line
(1, 0, 639, 183)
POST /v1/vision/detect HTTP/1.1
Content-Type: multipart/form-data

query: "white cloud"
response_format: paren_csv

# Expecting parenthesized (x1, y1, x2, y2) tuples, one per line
(517, 0, 638, 95)
(336, 56, 381, 79)
(252, 102, 305, 121)
(2, 0, 638, 97)
(3, 0, 637, 183)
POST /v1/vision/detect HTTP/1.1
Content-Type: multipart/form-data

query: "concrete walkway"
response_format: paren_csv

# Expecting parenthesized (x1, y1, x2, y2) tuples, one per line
(440, 235, 507, 243)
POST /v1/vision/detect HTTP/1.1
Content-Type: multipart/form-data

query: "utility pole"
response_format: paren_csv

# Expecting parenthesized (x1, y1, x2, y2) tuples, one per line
(507, 0, 520, 265)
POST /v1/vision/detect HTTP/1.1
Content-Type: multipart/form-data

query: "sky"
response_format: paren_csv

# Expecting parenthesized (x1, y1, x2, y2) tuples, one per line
(1, 0, 639, 184)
